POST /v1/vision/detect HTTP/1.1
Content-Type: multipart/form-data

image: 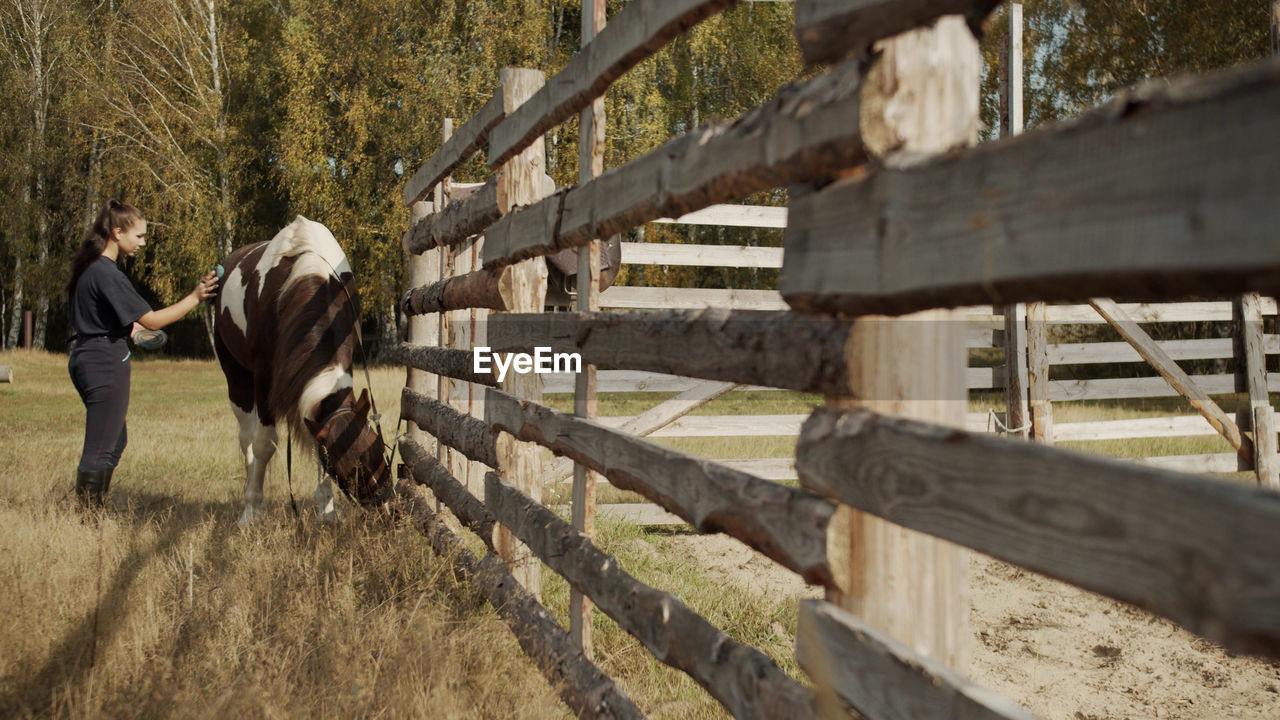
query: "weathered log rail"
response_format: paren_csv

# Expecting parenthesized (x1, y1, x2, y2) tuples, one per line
(398, 481, 643, 719)
(392, 2, 1280, 718)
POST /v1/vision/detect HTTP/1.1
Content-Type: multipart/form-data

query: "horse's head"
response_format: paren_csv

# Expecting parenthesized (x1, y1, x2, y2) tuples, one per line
(305, 388, 392, 507)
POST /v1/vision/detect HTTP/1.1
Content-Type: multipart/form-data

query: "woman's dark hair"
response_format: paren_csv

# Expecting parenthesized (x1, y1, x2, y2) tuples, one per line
(66, 199, 144, 297)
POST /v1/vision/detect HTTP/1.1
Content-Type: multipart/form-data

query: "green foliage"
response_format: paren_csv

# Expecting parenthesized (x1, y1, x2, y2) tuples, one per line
(980, 0, 1271, 137)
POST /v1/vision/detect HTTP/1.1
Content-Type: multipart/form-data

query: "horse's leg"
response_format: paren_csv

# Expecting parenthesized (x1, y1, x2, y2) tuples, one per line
(314, 453, 337, 523)
(234, 406, 277, 527)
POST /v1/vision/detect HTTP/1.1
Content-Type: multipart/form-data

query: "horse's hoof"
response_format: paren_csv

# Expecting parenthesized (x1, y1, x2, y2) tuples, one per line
(237, 507, 264, 527)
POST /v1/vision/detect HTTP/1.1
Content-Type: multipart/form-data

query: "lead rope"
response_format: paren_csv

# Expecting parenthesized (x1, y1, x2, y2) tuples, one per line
(286, 432, 302, 531)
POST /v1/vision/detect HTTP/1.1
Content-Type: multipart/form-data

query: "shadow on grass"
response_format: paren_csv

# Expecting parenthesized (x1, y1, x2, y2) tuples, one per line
(0, 490, 237, 718)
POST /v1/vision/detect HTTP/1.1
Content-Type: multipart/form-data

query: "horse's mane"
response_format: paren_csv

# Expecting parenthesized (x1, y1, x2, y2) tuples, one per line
(263, 217, 361, 435)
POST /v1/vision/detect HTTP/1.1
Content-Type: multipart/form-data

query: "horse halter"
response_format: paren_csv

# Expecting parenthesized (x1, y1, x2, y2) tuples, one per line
(315, 404, 396, 505)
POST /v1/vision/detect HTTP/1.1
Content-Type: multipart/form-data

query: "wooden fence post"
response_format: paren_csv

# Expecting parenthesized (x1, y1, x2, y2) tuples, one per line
(823, 16, 978, 684)
(1026, 301, 1054, 444)
(495, 68, 551, 598)
(998, 3, 1029, 438)
(1234, 295, 1278, 487)
(405, 198, 440, 456)
(570, 0, 606, 659)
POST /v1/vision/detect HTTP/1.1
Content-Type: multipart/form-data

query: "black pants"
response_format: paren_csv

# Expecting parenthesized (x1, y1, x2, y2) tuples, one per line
(69, 336, 131, 472)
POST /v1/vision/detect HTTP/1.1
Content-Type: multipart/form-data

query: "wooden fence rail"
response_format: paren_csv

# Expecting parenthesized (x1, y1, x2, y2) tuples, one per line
(485, 387, 837, 586)
(485, 472, 818, 720)
(780, 60, 1280, 316)
(796, 407, 1280, 657)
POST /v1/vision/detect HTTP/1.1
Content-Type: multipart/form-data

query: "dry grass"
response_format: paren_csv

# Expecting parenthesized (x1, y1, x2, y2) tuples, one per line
(0, 351, 799, 719)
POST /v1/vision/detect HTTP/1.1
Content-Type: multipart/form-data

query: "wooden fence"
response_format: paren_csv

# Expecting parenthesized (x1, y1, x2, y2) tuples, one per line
(390, 1, 1280, 718)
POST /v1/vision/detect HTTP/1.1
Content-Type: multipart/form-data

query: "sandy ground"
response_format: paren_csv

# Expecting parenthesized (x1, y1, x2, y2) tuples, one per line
(670, 533, 1280, 720)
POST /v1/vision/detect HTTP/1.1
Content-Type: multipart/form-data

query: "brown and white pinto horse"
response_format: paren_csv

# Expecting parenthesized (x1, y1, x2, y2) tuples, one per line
(214, 216, 391, 526)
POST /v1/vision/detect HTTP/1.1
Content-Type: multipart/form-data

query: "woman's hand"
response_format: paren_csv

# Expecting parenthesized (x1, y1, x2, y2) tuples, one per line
(193, 270, 219, 301)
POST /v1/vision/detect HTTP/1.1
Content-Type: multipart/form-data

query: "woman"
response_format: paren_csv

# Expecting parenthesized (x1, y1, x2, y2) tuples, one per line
(66, 199, 219, 509)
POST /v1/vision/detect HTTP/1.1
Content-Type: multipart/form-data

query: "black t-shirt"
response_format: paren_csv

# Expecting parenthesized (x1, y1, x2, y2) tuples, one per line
(70, 256, 152, 341)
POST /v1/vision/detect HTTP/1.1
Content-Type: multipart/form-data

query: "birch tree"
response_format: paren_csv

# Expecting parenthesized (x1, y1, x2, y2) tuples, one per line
(0, 0, 68, 348)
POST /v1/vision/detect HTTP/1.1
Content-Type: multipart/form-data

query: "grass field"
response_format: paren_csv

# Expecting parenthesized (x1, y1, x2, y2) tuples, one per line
(0, 350, 801, 719)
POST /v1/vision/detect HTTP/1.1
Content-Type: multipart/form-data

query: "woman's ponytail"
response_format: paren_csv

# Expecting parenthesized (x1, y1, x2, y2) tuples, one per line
(66, 200, 144, 297)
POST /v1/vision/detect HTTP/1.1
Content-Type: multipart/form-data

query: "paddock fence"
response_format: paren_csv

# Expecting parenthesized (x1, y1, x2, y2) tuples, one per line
(387, 1, 1280, 718)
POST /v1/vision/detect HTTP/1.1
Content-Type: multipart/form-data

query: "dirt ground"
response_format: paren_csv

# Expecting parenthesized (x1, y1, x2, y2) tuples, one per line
(671, 533, 1280, 720)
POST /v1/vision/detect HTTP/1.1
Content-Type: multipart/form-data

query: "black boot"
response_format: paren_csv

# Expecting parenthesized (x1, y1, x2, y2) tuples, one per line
(75, 469, 112, 510)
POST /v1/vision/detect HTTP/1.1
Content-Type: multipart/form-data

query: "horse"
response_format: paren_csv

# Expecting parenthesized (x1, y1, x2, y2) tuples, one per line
(213, 216, 392, 526)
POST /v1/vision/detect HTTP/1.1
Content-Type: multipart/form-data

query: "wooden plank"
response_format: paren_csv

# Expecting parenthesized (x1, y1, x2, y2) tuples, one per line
(401, 388, 500, 468)
(397, 483, 644, 720)
(601, 413, 805, 437)
(493, 67, 552, 600)
(403, 92, 504, 206)
(600, 286, 788, 310)
(547, 380, 738, 482)
(998, 10, 1029, 442)
(1237, 293, 1279, 487)
(481, 59, 875, 269)
(543, 368, 998, 393)
(651, 204, 787, 228)
(1045, 300, 1278, 324)
(781, 60, 1280, 316)
(796, 407, 1280, 657)
(388, 343, 498, 388)
(1131, 453, 1241, 474)
(621, 242, 784, 268)
(584, 412, 996, 437)
(1026, 303, 1053, 443)
(797, 600, 1033, 720)
(1049, 373, 1280, 402)
(1049, 336, 1280, 365)
(560, 458, 798, 487)
(491, 310, 1000, 394)
(1053, 415, 1221, 443)
(1002, 303, 1029, 437)
(484, 472, 817, 719)
(485, 388, 838, 586)
(487, 0, 736, 167)
(401, 436, 496, 545)
(794, 0, 1002, 66)
(405, 176, 501, 254)
(1090, 297, 1252, 462)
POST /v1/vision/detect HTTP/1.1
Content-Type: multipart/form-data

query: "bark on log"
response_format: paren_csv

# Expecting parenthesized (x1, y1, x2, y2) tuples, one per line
(401, 436, 497, 545)
(487, 309, 859, 394)
(401, 267, 513, 316)
(485, 472, 817, 720)
(388, 343, 499, 388)
(398, 483, 643, 720)
(405, 176, 501, 254)
(401, 388, 500, 468)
